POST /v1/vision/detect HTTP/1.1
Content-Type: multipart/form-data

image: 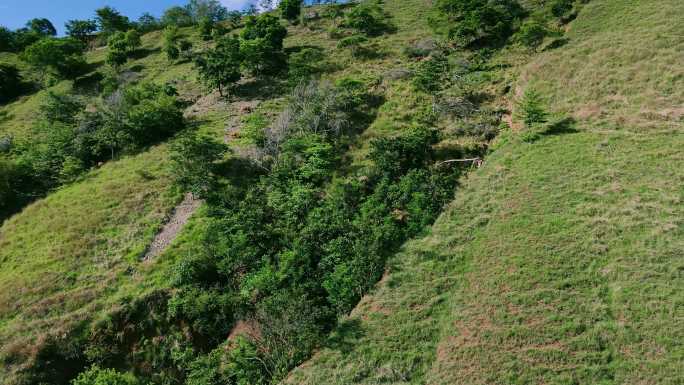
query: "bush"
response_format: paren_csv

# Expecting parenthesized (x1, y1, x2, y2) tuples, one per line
(551, 0, 574, 17)
(287, 48, 325, 86)
(0, 63, 22, 103)
(196, 35, 242, 96)
(369, 126, 439, 178)
(343, 2, 392, 36)
(240, 14, 287, 50)
(279, 0, 303, 22)
(336, 34, 368, 57)
(412, 53, 449, 92)
(163, 26, 180, 60)
(170, 132, 227, 198)
(516, 20, 547, 49)
(199, 17, 214, 40)
(515, 88, 548, 128)
(71, 366, 140, 385)
(434, 0, 524, 47)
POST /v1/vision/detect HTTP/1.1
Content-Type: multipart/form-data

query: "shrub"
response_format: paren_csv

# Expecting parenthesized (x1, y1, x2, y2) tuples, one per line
(40, 91, 84, 125)
(199, 17, 214, 40)
(163, 26, 180, 60)
(106, 32, 129, 67)
(336, 34, 368, 57)
(369, 126, 439, 179)
(287, 48, 324, 86)
(412, 53, 449, 92)
(279, 0, 303, 22)
(515, 88, 548, 128)
(551, 0, 574, 17)
(516, 20, 547, 49)
(170, 132, 227, 197)
(240, 14, 287, 50)
(0, 26, 13, 52)
(0, 63, 22, 103)
(71, 366, 140, 385)
(343, 2, 392, 36)
(434, 0, 524, 47)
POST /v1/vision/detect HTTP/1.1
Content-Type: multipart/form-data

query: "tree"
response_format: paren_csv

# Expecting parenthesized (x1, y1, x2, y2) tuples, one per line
(22, 37, 86, 79)
(26, 18, 57, 36)
(0, 26, 13, 52)
(279, 0, 303, 22)
(163, 26, 182, 60)
(187, 0, 229, 22)
(137, 13, 160, 33)
(515, 88, 548, 128)
(106, 32, 129, 67)
(240, 14, 287, 50)
(162, 6, 194, 27)
(199, 17, 214, 41)
(11, 28, 42, 51)
(124, 29, 141, 52)
(170, 132, 227, 197)
(65, 19, 97, 43)
(0, 64, 22, 103)
(95, 6, 130, 34)
(196, 35, 242, 96)
(434, 0, 524, 47)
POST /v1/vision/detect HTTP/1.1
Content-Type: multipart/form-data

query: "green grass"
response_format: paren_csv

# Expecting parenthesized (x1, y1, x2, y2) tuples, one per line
(285, 0, 684, 383)
(0, 145, 182, 380)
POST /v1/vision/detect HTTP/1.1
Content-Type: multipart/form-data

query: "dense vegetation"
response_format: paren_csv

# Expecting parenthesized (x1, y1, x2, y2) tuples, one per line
(4, 0, 680, 384)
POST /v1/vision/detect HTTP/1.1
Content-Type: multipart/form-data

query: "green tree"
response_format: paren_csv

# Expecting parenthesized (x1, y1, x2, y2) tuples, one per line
(65, 19, 97, 43)
(162, 6, 194, 27)
(124, 29, 141, 52)
(187, 0, 229, 22)
(0, 26, 13, 52)
(137, 13, 159, 33)
(196, 35, 242, 96)
(199, 17, 214, 41)
(170, 132, 227, 197)
(240, 14, 287, 50)
(95, 6, 130, 35)
(106, 32, 129, 67)
(279, 0, 303, 22)
(26, 18, 57, 36)
(22, 37, 86, 80)
(515, 88, 548, 128)
(163, 26, 180, 60)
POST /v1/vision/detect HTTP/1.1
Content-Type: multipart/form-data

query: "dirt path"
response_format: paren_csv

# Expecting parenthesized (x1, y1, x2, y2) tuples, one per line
(143, 193, 202, 261)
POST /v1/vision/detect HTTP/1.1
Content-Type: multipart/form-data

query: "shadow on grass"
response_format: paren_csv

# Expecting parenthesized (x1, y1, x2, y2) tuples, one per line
(130, 47, 162, 60)
(324, 318, 365, 355)
(542, 117, 579, 136)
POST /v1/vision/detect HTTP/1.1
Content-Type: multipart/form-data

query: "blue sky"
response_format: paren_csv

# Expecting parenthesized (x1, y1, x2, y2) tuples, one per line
(0, 0, 254, 35)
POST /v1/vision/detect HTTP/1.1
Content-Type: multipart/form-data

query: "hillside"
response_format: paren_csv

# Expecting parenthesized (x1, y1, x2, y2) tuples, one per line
(287, 0, 684, 383)
(0, 0, 682, 384)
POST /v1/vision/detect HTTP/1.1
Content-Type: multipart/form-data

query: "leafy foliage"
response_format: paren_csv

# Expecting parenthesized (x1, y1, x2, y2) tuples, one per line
(22, 37, 86, 80)
(516, 20, 547, 48)
(433, 0, 524, 47)
(412, 53, 449, 92)
(26, 18, 57, 36)
(195, 35, 242, 95)
(515, 88, 548, 128)
(279, 0, 303, 22)
(343, 2, 393, 36)
(71, 366, 140, 385)
(95, 6, 131, 35)
(170, 132, 227, 198)
(66, 19, 98, 42)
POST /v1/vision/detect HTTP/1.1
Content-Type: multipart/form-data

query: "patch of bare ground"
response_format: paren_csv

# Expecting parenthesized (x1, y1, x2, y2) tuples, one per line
(143, 193, 202, 261)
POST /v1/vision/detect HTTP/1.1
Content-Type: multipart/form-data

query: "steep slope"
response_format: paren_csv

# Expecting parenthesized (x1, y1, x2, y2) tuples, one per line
(286, 0, 684, 383)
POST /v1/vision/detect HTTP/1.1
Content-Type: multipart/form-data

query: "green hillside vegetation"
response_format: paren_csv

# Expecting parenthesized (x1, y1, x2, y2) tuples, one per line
(287, 0, 684, 383)
(0, 0, 681, 384)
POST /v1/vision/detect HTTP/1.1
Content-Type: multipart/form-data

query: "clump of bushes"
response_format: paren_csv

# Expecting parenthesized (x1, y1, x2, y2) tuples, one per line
(22, 37, 87, 81)
(433, 0, 525, 47)
(343, 1, 394, 36)
(412, 53, 449, 92)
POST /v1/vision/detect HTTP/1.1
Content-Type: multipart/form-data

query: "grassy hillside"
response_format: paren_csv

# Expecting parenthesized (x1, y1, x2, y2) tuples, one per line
(286, 0, 684, 383)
